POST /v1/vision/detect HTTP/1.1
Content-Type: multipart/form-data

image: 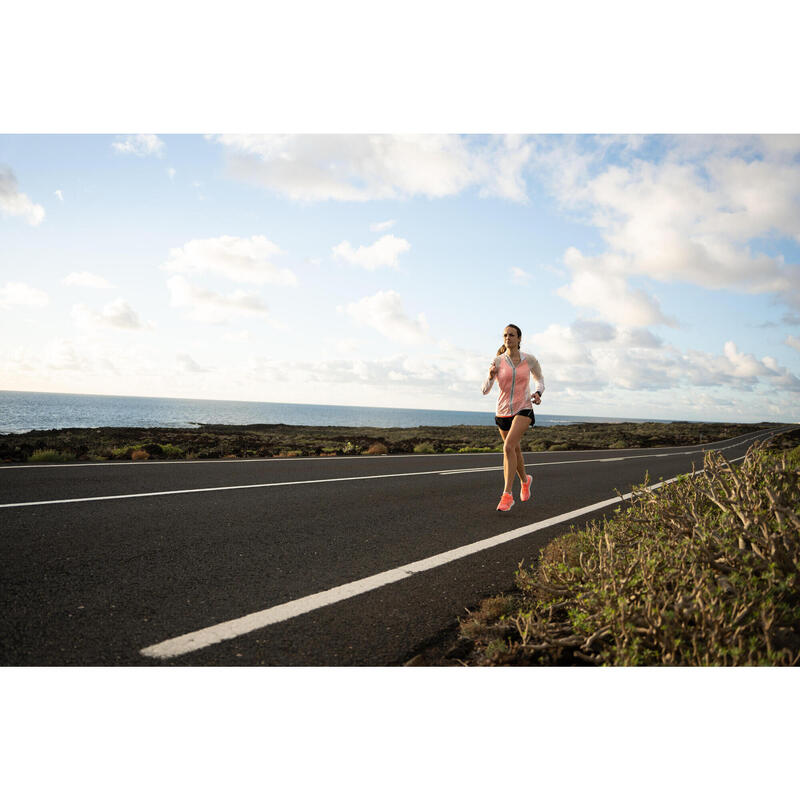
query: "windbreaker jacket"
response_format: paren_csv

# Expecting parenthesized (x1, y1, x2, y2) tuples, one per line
(481, 351, 545, 416)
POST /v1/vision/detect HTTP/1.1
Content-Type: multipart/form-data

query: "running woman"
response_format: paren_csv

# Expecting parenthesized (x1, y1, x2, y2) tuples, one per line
(481, 324, 545, 511)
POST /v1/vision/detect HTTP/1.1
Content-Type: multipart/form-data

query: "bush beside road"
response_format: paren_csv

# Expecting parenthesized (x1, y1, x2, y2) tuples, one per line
(0, 420, 782, 463)
(421, 430, 800, 667)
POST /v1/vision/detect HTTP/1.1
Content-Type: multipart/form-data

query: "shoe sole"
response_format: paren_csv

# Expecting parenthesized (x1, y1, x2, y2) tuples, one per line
(497, 501, 515, 512)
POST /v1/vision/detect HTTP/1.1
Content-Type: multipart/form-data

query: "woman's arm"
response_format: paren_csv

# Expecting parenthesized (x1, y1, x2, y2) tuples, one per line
(481, 358, 498, 394)
(525, 354, 545, 402)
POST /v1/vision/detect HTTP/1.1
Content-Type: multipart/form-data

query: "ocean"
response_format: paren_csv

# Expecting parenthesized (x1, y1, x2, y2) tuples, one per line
(0, 390, 670, 434)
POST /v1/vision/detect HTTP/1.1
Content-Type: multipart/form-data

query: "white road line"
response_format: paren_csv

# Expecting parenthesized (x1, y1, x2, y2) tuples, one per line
(0, 453, 490, 470)
(0, 456, 667, 508)
(141, 439, 777, 660)
(438, 452, 684, 475)
(0, 430, 782, 509)
(0, 469, 456, 509)
(140, 474, 686, 660)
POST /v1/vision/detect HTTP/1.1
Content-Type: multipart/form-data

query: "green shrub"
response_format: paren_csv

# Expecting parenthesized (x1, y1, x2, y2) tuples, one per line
(28, 449, 74, 463)
(413, 442, 436, 454)
(609, 440, 628, 449)
(548, 443, 569, 451)
(458, 446, 501, 453)
(459, 443, 800, 666)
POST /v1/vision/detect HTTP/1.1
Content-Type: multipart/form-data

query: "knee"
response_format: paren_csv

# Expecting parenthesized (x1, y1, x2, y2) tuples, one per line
(503, 439, 517, 458)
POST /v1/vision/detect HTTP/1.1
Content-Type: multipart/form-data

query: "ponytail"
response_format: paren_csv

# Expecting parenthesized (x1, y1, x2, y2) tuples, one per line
(496, 344, 507, 356)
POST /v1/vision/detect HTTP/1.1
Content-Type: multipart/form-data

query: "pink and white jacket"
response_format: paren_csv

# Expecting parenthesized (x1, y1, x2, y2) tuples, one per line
(481, 351, 545, 416)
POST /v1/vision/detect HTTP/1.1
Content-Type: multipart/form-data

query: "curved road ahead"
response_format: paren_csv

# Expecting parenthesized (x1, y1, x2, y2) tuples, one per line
(0, 426, 792, 666)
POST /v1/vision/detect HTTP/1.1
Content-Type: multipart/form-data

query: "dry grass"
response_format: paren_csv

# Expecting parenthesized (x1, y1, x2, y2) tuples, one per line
(28, 449, 74, 463)
(459, 442, 800, 666)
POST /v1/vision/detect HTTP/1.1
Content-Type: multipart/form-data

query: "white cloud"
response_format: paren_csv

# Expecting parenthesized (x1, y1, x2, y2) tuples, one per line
(334, 338, 360, 355)
(528, 323, 595, 366)
(761, 355, 800, 392)
(43, 339, 88, 371)
(722, 340, 773, 379)
(177, 354, 211, 373)
(161, 235, 296, 286)
(472, 134, 532, 203)
(246, 350, 485, 400)
(167, 275, 269, 324)
(670, 344, 800, 395)
(167, 167, 176, 181)
(510, 267, 531, 286)
(332, 234, 410, 270)
(538, 136, 800, 311)
(622, 328, 663, 349)
(212, 134, 531, 203)
(785, 335, 800, 353)
(339, 290, 429, 344)
(72, 298, 145, 330)
(558, 250, 676, 327)
(62, 271, 113, 289)
(590, 349, 673, 391)
(570, 319, 616, 342)
(0, 281, 49, 309)
(54, 190, 64, 202)
(0, 166, 45, 226)
(525, 316, 800, 399)
(223, 330, 251, 343)
(370, 219, 396, 232)
(112, 134, 165, 158)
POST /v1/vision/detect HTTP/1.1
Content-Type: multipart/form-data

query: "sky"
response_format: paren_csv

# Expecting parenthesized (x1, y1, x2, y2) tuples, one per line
(3, 0, 799, 785)
(2, 133, 800, 423)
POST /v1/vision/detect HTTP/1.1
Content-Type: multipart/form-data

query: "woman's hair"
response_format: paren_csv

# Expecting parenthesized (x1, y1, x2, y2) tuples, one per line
(497, 323, 522, 356)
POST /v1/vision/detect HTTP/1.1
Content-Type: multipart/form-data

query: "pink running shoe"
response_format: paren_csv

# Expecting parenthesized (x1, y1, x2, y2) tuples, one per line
(496, 492, 514, 512)
(521, 474, 533, 502)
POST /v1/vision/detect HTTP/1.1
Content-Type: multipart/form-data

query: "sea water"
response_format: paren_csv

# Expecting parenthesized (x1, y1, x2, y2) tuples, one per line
(0, 390, 669, 434)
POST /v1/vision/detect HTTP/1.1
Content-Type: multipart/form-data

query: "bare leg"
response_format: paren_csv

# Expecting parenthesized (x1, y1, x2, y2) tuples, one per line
(498, 415, 531, 494)
(498, 428, 528, 487)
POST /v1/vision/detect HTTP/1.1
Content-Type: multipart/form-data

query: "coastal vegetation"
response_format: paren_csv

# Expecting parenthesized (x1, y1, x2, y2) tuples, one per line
(0, 420, 781, 463)
(438, 429, 800, 666)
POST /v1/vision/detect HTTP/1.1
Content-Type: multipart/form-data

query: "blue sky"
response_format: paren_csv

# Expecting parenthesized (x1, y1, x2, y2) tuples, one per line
(2, 133, 800, 423)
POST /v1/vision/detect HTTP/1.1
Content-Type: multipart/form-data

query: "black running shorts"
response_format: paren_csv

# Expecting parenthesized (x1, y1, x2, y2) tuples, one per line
(494, 408, 535, 431)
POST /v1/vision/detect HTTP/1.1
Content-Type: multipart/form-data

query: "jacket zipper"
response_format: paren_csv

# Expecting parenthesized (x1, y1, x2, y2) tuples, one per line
(506, 355, 516, 414)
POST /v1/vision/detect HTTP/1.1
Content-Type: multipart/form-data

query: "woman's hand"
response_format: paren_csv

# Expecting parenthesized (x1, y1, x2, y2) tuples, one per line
(532, 392, 542, 405)
(488, 364, 497, 380)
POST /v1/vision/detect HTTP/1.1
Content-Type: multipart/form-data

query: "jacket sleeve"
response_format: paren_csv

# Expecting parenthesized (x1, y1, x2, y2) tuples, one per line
(481, 357, 498, 395)
(525, 353, 545, 395)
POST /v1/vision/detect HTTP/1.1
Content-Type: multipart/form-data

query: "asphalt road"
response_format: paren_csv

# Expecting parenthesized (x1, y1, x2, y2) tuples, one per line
(0, 427, 792, 666)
